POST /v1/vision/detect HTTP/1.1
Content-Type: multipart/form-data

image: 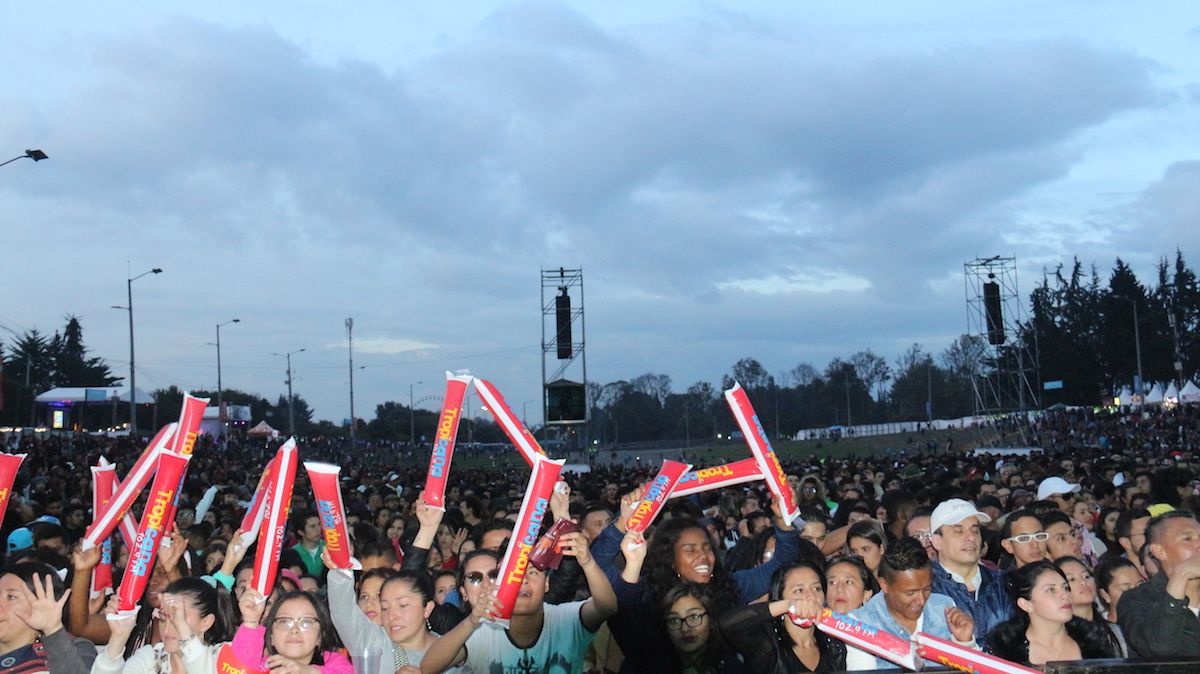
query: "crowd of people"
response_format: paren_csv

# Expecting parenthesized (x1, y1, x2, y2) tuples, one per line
(2, 403, 1200, 674)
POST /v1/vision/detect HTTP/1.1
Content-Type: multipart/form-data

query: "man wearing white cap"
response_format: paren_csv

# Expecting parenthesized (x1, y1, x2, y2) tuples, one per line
(929, 498, 1012, 648)
(1037, 476, 1081, 514)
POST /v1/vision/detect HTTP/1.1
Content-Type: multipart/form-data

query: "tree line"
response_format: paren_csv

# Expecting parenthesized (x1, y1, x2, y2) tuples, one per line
(5, 252, 1200, 440)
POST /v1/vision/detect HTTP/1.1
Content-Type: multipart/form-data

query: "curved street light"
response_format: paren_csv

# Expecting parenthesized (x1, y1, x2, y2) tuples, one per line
(0, 150, 48, 168)
(215, 319, 240, 439)
(112, 267, 163, 436)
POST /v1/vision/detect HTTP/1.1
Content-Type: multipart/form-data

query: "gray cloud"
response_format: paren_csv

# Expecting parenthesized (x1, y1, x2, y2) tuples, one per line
(1, 2, 1173, 419)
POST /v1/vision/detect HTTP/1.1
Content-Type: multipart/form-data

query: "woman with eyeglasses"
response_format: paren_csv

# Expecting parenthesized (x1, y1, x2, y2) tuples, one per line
(659, 584, 732, 674)
(97, 577, 236, 674)
(720, 561, 847, 673)
(234, 588, 350, 674)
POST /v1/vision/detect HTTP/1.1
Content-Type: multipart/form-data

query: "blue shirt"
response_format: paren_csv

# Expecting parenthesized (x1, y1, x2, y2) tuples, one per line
(850, 590, 963, 670)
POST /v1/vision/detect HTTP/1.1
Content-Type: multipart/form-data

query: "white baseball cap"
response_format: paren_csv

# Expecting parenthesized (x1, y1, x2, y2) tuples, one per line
(930, 498, 991, 534)
(1037, 476, 1081, 501)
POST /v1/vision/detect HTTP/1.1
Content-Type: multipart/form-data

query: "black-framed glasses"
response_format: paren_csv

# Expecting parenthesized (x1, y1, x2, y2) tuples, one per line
(272, 617, 320, 631)
(1006, 532, 1049, 544)
(465, 569, 500, 585)
(665, 612, 707, 630)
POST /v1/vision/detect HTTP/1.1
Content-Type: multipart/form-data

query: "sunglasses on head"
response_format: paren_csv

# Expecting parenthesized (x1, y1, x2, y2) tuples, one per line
(464, 569, 500, 585)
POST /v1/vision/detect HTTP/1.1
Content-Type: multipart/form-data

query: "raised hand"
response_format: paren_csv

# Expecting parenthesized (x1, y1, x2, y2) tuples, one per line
(103, 595, 135, 656)
(617, 485, 646, 532)
(415, 491, 444, 530)
(619, 530, 647, 583)
(13, 574, 69, 635)
(240, 587, 268, 625)
(558, 532, 592, 567)
(471, 590, 501, 626)
(72, 542, 102, 572)
(157, 526, 187, 575)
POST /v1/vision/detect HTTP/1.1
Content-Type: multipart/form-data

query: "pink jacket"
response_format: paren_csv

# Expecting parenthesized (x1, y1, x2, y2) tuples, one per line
(232, 625, 354, 674)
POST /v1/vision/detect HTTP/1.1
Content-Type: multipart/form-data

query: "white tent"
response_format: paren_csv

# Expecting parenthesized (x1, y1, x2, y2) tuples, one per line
(1181, 380, 1200, 404)
(1165, 381, 1180, 403)
(1145, 384, 1164, 405)
(35, 386, 155, 404)
(1114, 386, 1134, 405)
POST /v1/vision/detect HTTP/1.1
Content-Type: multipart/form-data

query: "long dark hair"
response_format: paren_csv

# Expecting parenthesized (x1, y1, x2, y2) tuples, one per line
(1093, 556, 1138, 615)
(768, 561, 825, 650)
(644, 518, 738, 614)
(660, 582, 726, 674)
(163, 577, 237, 644)
(263, 591, 340, 665)
(987, 561, 1117, 663)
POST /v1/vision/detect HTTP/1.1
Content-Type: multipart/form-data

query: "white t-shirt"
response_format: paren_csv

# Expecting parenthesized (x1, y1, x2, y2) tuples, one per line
(464, 601, 596, 674)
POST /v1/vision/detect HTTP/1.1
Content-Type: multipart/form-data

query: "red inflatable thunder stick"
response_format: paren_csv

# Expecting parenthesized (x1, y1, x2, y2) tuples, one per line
(112, 450, 192, 614)
(82, 422, 178, 551)
(239, 453, 280, 547)
(473, 378, 548, 467)
(424, 372, 473, 509)
(626, 460, 691, 534)
(490, 455, 565, 629)
(725, 383, 801, 526)
(304, 462, 357, 570)
(916, 633, 1040, 674)
(108, 471, 144, 550)
(0, 452, 26, 527)
(159, 393, 210, 541)
(251, 440, 298, 600)
(788, 608, 918, 670)
(672, 458, 763, 498)
(90, 459, 116, 599)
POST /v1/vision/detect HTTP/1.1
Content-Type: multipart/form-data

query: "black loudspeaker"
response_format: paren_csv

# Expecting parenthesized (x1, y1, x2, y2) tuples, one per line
(555, 288, 572, 359)
(984, 281, 1005, 345)
(545, 380, 587, 424)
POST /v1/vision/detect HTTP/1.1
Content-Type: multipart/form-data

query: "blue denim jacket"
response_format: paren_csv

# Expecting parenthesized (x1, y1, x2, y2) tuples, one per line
(850, 591, 961, 670)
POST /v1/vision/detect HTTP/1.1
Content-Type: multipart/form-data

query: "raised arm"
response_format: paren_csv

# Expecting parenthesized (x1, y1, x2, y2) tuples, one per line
(421, 593, 498, 674)
(68, 542, 112, 643)
(560, 532, 616, 631)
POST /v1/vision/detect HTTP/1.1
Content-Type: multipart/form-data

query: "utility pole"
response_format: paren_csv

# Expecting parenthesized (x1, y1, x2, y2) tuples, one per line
(273, 349, 306, 437)
(347, 318, 356, 445)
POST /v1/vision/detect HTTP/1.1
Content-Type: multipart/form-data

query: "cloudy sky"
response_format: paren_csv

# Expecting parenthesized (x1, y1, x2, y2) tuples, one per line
(3, 1, 1199, 427)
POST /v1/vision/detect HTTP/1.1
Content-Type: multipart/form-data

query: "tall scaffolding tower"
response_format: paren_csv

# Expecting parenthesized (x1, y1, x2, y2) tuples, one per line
(541, 268, 588, 448)
(965, 256, 1039, 415)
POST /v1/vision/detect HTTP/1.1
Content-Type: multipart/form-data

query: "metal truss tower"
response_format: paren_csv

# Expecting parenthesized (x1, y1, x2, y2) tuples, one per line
(541, 268, 588, 439)
(964, 256, 1039, 415)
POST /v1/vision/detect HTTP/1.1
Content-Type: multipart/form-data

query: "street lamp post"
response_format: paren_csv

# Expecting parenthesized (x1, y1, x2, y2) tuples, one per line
(215, 319, 240, 440)
(0, 149, 48, 168)
(112, 268, 162, 436)
(273, 349, 306, 437)
(409, 381, 423, 447)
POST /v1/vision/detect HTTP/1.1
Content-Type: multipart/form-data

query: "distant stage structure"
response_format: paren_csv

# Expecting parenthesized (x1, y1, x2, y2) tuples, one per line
(964, 256, 1039, 414)
(541, 268, 588, 450)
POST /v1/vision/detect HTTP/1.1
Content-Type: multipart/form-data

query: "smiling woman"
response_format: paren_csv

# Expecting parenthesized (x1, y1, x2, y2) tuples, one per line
(233, 589, 349, 674)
